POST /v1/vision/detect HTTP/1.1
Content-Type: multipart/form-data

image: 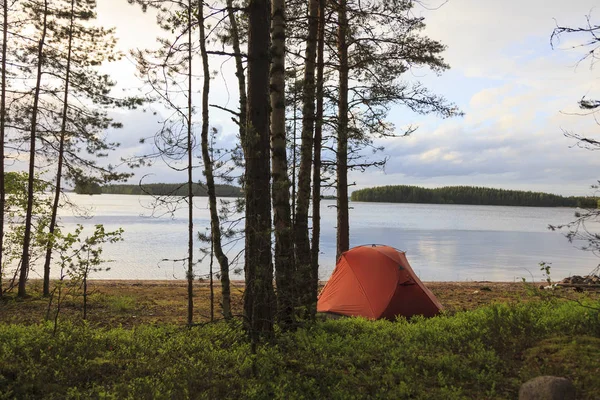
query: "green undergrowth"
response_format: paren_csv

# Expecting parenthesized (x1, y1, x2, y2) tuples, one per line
(1, 300, 599, 399)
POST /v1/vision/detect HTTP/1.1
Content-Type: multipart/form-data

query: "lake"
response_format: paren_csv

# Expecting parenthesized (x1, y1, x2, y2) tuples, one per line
(41, 194, 600, 282)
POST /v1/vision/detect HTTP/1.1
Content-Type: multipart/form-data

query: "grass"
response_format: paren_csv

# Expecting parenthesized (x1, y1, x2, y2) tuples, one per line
(104, 295, 137, 313)
(520, 336, 600, 394)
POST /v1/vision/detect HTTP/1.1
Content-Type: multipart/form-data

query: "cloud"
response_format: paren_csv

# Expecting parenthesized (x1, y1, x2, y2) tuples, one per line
(91, 0, 600, 196)
(346, 1, 598, 195)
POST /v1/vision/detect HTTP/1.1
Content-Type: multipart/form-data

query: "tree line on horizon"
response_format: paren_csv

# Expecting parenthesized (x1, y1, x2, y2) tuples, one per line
(351, 185, 600, 208)
(74, 182, 242, 197)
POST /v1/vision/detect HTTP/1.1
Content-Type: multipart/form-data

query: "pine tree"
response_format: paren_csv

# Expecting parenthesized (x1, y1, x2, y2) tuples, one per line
(294, 0, 319, 313)
(270, 0, 295, 327)
(131, 0, 199, 324)
(0, 0, 11, 296)
(41, 0, 136, 297)
(244, 0, 276, 340)
(198, 0, 232, 320)
(18, 0, 49, 297)
(310, 0, 326, 315)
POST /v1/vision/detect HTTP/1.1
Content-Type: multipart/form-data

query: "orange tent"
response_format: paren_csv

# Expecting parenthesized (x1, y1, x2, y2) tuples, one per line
(317, 245, 442, 319)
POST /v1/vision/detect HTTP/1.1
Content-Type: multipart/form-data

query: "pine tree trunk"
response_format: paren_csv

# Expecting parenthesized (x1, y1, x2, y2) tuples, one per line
(43, 0, 75, 297)
(226, 0, 247, 151)
(244, 0, 275, 340)
(198, 0, 231, 320)
(19, 0, 49, 297)
(336, 0, 350, 259)
(294, 0, 319, 314)
(310, 0, 326, 311)
(291, 82, 297, 228)
(270, 0, 295, 327)
(186, 0, 194, 325)
(0, 0, 8, 297)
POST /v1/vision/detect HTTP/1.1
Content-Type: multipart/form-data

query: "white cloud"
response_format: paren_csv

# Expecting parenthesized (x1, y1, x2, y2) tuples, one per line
(87, 0, 600, 195)
(350, 0, 600, 195)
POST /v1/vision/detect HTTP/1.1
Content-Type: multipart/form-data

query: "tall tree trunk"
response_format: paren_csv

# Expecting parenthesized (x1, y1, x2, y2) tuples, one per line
(42, 0, 75, 297)
(270, 0, 294, 327)
(209, 240, 214, 321)
(244, 0, 275, 340)
(291, 79, 297, 227)
(225, 0, 247, 150)
(310, 0, 326, 311)
(0, 0, 8, 297)
(336, 0, 349, 259)
(294, 0, 319, 313)
(19, 0, 48, 297)
(186, 0, 194, 325)
(198, 0, 231, 320)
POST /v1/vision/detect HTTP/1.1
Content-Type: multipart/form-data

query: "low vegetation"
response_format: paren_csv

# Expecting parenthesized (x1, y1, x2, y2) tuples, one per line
(351, 185, 599, 208)
(1, 282, 599, 399)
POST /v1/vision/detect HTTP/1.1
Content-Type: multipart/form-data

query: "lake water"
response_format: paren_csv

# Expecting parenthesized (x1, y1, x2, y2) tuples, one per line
(39, 194, 600, 282)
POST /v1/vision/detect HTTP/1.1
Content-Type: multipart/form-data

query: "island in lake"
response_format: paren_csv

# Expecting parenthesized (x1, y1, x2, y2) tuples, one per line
(351, 185, 599, 208)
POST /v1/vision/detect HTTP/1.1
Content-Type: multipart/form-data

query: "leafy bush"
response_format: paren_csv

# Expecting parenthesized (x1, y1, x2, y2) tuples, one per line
(0, 300, 599, 399)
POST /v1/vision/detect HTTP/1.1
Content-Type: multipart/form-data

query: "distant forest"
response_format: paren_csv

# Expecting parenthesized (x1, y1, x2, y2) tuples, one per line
(76, 183, 242, 197)
(350, 185, 599, 208)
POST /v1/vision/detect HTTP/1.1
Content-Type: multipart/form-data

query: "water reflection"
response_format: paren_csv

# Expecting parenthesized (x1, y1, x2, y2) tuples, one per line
(347, 227, 595, 282)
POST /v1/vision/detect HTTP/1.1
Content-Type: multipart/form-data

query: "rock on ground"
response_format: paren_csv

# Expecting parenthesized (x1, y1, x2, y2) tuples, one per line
(519, 376, 575, 400)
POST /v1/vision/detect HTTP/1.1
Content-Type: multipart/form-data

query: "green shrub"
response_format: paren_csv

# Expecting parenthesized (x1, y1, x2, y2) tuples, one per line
(0, 300, 599, 399)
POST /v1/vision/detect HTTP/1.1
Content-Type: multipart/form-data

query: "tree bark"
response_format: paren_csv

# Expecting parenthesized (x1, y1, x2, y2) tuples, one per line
(294, 0, 319, 313)
(336, 0, 350, 259)
(291, 79, 297, 228)
(270, 0, 295, 327)
(186, 0, 194, 325)
(43, 0, 75, 297)
(0, 0, 8, 297)
(244, 0, 275, 340)
(225, 0, 247, 151)
(19, 0, 49, 297)
(310, 0, 326, 312)
(198, 0, 231, 320)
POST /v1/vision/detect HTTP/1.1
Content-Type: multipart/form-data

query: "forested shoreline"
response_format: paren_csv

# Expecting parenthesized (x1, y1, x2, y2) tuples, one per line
(96, 183, 242, 197)
(351, 185, 599, 208)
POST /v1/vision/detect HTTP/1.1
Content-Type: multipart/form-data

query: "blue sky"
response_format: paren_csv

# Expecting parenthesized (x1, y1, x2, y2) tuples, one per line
(96, 0, 600, 196)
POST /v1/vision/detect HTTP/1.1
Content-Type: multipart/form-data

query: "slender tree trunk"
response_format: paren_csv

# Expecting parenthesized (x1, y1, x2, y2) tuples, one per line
(83, 266, 88, 320)
(294, 0, 319, 312)
(244, 0, 275, 340)
(291, 80, 297, 227)
(19, 0, 49, 297)
(0, 0, 8, 297)
(225, 0, 247, 150)
(270, 0, 295, 327)
(186, 0, 194, 325)
(198, 0, 231, 320)
(336, 0, 349, 258)
(209, 240, 214, 321)
(310, 0, 326, 310)
(43, 0, 75, 297)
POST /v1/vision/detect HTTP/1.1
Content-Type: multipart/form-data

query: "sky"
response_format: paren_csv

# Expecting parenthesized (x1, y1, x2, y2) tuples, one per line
(94, 0, 600, 196)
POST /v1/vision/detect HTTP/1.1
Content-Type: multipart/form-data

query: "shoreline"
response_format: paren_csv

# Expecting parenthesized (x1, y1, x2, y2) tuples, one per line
(30, 279, 528, 288)
(3, 280, 597, 328)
